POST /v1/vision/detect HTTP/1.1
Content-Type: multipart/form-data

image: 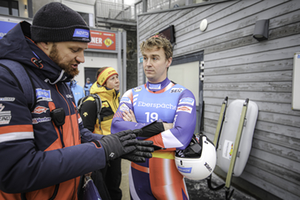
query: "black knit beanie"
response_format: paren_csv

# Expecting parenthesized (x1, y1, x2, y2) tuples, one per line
(31, 2, 91, 43)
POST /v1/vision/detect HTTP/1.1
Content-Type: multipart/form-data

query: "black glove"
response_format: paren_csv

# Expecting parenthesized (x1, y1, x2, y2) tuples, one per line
(140, 121, 165, 138)
(133, 128, 163, 151)
(99, 129, 138, 161)
(121, 140, 154, 162)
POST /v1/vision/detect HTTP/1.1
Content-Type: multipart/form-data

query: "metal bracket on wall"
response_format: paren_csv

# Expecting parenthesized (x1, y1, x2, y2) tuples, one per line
(200, 61, 204, 81)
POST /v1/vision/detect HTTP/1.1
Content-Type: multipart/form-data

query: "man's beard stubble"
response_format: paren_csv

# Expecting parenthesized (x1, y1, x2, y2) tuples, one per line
(49, 43, 79, 78)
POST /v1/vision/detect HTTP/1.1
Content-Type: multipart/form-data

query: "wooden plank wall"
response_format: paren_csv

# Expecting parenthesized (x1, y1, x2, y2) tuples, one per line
(137, 0, 300, 199)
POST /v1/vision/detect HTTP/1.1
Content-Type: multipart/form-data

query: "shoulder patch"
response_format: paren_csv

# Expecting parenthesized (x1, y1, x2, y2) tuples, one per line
(120, 103, 129, 112)
(179, 97, 195, 106)
(120, 97, 131, 104)
(176, 106, 193, 114)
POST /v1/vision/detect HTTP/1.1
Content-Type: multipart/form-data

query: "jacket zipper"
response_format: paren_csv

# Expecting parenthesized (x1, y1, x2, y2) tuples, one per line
(61, 83, 77, 199)
(113, 91, 119, 111)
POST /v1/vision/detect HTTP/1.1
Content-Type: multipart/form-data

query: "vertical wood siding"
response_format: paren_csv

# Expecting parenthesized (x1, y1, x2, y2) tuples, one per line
(137, 0, 300, 199)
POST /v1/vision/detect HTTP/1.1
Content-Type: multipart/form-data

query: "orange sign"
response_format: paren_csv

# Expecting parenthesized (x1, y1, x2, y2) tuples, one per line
(88, 30, 116, 50)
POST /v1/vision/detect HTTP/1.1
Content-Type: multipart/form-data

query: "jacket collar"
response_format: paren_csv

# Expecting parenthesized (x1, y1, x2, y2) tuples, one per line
(90, 81, 119, 97)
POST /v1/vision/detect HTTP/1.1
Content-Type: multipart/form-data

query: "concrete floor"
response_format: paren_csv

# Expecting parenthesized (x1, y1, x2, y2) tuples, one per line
(185, 173, 257, 200)
(119, 160, 256, 200)
(120, 159, 131, 200)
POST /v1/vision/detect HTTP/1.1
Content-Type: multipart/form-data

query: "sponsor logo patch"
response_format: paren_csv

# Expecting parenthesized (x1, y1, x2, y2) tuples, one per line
(32, 106, 48, 114)
(0, 97, 15, 101)
(179, 97, 194, 106)
(134, 87, 142, 92)
(73, 28, 90, 38)
(83, 112, 88, 117)
(102, 102, 109, 108)
(204, 162, 213, 172)
(138, 101, 176, 110)
(177, 166, 192, 173)
(0, 103, 11, 124)
(66, 94, 73, 99)
(149, 83, 161, 90)
(176, 106, 192, 114)
(120, 97, 131, 104)
(32, 117, 52, 124)
(170, 88, 183, 93)
(36, 88, 52, 102)
(0, 111, 11, 125)
(120, 103, 129, 112)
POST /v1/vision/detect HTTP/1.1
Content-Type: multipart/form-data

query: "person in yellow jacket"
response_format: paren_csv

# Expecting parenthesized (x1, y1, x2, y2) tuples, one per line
(79, 67, 121, 200)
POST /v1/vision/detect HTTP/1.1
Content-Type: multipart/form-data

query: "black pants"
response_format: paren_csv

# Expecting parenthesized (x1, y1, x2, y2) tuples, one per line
(77, 158, 122, 200)
(94, 158, 122, 200)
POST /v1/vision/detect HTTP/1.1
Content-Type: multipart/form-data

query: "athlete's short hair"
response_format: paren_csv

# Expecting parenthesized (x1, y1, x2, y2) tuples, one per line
(140, 34, 173, 60)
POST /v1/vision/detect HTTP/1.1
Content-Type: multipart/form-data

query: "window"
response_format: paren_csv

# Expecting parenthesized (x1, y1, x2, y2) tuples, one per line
(0, 0, 19, 16)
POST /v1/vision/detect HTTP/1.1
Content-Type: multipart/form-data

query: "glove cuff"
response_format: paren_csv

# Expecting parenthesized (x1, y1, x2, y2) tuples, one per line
(140, 121, 164, 138)
(91, 140, 101, 148)
(99, 135, 121, 161)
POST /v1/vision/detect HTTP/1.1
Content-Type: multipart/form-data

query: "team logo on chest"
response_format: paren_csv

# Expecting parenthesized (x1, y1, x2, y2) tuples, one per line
(32, 106, 48, 114)
(36, 88, 52, 102)
(134, 87, 142, 92)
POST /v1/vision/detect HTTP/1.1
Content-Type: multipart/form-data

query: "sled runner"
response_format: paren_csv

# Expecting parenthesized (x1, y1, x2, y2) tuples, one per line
(207, 97, 258, 200)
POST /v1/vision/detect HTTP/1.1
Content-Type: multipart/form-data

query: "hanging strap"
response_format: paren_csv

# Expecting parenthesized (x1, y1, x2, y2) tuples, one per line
(91, 93, 102, 127)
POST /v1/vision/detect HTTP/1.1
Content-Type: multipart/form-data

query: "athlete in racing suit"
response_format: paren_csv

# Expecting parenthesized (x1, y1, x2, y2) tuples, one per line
(111, 35, 196, 200)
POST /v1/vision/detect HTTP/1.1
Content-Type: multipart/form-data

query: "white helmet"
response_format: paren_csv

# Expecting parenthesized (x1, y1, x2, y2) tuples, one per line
(175, 134, 217, 180)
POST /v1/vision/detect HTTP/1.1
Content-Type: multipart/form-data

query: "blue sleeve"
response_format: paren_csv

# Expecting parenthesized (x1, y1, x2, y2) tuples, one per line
(111, 89, 150, 134)
(79, 119, 103, 142)
(160, 89, 196, 149)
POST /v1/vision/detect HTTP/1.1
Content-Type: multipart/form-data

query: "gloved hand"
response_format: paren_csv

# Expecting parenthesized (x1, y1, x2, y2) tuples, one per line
(140, 121, 165, 138)
(134, 128, 164, 151)
(99, 129, 138, 161)
(121, 140, 154, 162)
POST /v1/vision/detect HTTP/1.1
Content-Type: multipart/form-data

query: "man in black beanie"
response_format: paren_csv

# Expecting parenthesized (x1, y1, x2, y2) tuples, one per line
(0, 2, 154, 200)
(31, 2, 91, 79)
